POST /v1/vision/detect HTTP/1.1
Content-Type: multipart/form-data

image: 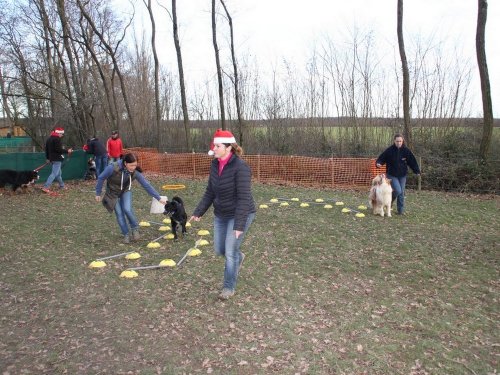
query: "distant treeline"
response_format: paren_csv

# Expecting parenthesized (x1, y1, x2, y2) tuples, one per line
(170, 117, 500, 129)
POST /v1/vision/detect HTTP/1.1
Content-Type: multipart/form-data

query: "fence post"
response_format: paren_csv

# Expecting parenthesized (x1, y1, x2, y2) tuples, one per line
(192, 150, 196, 178)
(418, 156, 422, 191)
(257, 154, 261, 182)
(331, 156, 335, 188)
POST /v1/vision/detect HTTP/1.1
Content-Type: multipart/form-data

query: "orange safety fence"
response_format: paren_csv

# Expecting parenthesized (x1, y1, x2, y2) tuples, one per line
(125, 148, 386, 190)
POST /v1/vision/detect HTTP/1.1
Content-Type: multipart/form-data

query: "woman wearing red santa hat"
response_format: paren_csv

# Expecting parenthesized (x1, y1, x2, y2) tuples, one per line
(191, 129, 256, 300)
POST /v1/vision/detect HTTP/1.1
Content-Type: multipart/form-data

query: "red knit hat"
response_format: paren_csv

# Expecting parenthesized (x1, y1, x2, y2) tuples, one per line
(208, 129, 236, 155)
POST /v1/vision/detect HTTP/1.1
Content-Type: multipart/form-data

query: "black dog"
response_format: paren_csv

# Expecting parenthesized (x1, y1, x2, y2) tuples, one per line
(0, 169, 39, 193)
(84, 158, 97, 180)
(163, 196, 187, 239)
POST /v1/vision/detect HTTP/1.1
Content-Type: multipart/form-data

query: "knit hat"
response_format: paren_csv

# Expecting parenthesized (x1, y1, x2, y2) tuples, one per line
(51, 127, 65, 136)
(208, 129, 236, 155)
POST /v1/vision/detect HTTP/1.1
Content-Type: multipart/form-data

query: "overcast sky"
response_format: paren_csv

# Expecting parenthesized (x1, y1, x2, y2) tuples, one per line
(121, 0, 499, 117)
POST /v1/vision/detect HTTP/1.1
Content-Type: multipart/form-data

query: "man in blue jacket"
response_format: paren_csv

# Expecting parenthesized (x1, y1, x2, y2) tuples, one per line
(85, 136, 108, 176)
(376, 134, 420, 215)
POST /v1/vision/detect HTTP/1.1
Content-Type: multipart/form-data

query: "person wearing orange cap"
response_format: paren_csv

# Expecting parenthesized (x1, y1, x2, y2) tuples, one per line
(42, 127, 73, 193)
(191, 129, 256, 300)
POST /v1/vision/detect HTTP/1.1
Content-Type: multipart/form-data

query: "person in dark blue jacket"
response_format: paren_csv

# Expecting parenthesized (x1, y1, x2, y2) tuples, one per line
(376, 134, 420, 215)
(85, 136, 108, 176)
(191, 129, 256, 300)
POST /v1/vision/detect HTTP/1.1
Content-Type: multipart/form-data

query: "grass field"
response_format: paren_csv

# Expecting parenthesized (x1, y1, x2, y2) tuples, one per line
(0, 178, 498, 374)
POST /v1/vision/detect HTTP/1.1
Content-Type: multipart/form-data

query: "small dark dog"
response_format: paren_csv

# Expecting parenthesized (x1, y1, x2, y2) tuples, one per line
(0, 169, 39, 193)
(84, 158, 97, 180)
(163, 196, 188, 239)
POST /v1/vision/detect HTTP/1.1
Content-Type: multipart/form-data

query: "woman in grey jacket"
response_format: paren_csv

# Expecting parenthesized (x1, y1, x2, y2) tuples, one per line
(191, 129, 256, 300)
(95, 153, 167, 243)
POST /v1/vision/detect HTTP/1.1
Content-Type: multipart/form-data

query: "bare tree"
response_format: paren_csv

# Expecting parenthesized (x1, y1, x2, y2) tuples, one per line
(397, 0, 412, 147)
(211, 0, 225, 129)
(476, 0, 493, 161)
(76, 0, 138, 144)
(0, 67, 14, 134)
(171, 0, 190, 150)
(220, 0, 243, 143)
(76, 8, 118, 131)
(143, 0, 160, 149)
(55, 0, 91, 139)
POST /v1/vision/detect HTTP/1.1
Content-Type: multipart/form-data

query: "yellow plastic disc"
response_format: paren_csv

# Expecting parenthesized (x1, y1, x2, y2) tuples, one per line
(147, 242, 161, 248)
(162, 218, 171, 224)
(270, 198, 278, 203)
(335, 201, 344, 206)
(159, 259, 176, 267)
(120, 270, 138, 278)
(197, 229, 210, 236)
(355, 213, 366, 218)
(341, 208, 351, 213)
(358, 205, 367, 210)
(280, 202, 289, 206)
(139, 221, 151, 227)
(300, 203, 309, 207)
(197, 239, 209, 246)
(165, 233, 175, 240)
(188, 248, 202, 257)
(125, 252, 141, 260)
(161, 184, 186, 190)
(291, 198, 300, 201)
(89, 260, 106, 268)
(259, 204, 269, 209)
(158, 226, 171, 231)
(324, 204, 333, 209)
(186, 222, 192, 227)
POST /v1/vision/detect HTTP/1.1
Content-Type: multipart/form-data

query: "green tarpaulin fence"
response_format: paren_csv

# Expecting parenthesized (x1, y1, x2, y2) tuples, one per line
(0, 137, 33, 152)
(0, 150, 88, 183)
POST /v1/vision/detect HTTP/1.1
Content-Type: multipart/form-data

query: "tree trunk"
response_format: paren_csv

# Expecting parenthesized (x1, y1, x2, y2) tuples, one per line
(211, 0, 225, 129)
(0, 67, 14, 135)
(144, 0, 161, 150)
(476, 0, 493, 161)
(56, 0, 88, 138)
(34, 0, 57, 120)
(220, 0, 243, 144)
(397, 0, 412, 147)
(172, 0, 191, 150)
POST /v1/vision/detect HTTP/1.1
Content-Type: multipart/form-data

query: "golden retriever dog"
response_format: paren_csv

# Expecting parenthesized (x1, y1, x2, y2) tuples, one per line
(369, 174, 393, 217)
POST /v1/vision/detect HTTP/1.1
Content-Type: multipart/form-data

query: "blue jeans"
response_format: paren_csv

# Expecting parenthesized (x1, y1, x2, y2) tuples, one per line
(213, 212, 255, 291)
(44, 161, 64, 188)
(113, 190, 138, 235)
(94, 155, 108, 176)
(388, 175, 406, 214)
(108, 157, 120, 164)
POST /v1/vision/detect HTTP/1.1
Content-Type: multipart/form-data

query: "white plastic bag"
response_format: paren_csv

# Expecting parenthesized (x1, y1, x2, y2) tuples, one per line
(150, 195, 167, 214)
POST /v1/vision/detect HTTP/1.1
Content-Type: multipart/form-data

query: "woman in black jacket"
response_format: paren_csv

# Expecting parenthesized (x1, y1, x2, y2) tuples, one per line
(191, 129, 256, 300)
(376, 134, 420, 215)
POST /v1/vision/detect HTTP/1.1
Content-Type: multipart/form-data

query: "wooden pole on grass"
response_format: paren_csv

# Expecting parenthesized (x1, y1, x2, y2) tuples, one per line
(418, 156, 422, 191)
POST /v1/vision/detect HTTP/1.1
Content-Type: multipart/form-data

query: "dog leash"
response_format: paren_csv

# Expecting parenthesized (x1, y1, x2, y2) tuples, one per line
(34, 162, 49, 172)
